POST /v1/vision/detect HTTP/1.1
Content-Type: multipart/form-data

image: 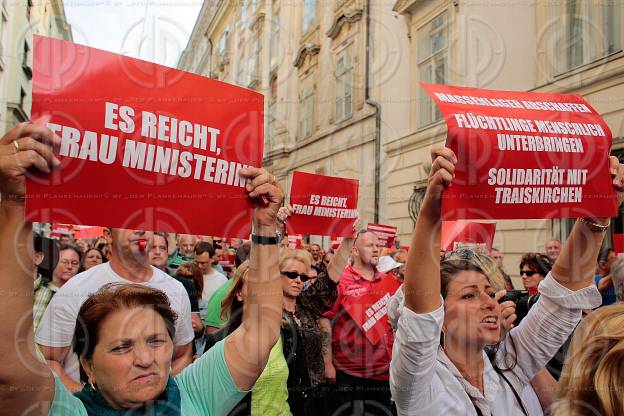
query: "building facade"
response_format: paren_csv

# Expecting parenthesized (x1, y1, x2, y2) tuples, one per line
(389, 0, 624, 274)
(178, 0, 383, 237)
(180, 0, 624, 275)
(0, 0, 72, 134)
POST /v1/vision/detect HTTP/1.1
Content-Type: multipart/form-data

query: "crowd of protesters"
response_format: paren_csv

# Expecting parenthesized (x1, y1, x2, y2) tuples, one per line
(3, 122, 624, 415)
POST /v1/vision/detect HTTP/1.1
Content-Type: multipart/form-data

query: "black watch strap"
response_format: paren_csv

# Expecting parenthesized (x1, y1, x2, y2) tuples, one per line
(251, 234, 279, 245)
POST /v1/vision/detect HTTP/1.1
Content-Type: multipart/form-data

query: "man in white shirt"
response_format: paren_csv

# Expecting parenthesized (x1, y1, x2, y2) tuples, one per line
(35, 228, 194, 392)
(194, 241, 227, 302)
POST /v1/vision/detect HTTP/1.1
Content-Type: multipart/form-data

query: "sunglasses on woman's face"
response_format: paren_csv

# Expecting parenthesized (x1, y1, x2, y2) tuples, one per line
(281, 271, 310, 282)
(520, 270, 538, 277)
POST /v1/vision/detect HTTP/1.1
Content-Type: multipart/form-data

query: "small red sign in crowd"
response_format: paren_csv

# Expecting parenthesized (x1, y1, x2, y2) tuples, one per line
(287, 171, 359, 237)
(367, 223, 398, 248)
(441, 220, 496, 252)
(343, 275, 402, 345)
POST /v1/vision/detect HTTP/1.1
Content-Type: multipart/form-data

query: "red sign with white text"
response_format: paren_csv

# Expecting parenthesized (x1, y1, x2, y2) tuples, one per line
(26, 36, 263, 238)
(367, 223, 398, 248)
(50, 222, 72, 237)
(73, 226, 106, 239)
(343, 274, 401, 345)
(441, 220, 496, 252)
(287, 171, 358, 237)
(421, 83, 617, 220)
(331, 236, 343, 250)
(613, 234, 624, 255)
(287, 234, 303, 250)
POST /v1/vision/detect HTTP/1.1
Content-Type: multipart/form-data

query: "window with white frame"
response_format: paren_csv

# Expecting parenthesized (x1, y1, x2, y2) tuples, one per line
(562, 1, 622, 72)
(248, 57, 256, 87)
(242, 0, 248, 21)
(268, 76, 277, 149)
(237, 55, 247, 86)
(335, 45, 353, 122)
(270, 14, 280, 69)
(299, 75, 314, 139)
(217, 29, 229, 56)
(417, 11, 448, 127)
(302, 0, 317, 34)
(250, 37, 261, 85)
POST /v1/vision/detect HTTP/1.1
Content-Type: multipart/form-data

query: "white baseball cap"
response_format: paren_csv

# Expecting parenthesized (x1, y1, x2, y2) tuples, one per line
(378, 256, 403, 273)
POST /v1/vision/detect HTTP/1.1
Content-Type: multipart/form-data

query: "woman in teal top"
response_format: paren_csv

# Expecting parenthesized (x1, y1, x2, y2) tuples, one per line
(48, 284, 246, 416)
(0, 123, 285, 416)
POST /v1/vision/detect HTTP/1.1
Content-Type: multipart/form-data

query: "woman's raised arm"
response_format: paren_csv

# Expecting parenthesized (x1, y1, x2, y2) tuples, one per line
(552, 156, 624, 291)
(0, 122, 61, 414)
(224, 167, 284, 390)
(403, 147, 456, 314)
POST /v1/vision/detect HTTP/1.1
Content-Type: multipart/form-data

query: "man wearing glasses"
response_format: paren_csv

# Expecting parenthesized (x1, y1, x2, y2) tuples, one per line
(33, 243, 81, 331)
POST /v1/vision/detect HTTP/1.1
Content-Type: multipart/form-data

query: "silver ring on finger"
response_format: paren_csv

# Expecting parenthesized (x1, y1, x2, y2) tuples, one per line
(13, 140, 20, 153)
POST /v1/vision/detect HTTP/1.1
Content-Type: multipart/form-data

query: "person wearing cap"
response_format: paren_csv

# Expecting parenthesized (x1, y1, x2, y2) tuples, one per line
(378, 255, 404, 281)
(36, 229, 195, 392)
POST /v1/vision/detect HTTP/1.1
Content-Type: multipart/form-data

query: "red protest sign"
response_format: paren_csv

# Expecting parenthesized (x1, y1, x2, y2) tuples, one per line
(613, 234, 624, 255)
(51, 222, 72, 237)
(287, 234, 303, 249)
(343, 275, 401, 345)
(441, 220, 496, 252)
(420, 83, 617, 220)
(330, 236, 343, 250)
(73, 226, 106, 239)
(26, 36, 263, 238)
(287, 171, 358, 237)
(367, 223, 398, 248)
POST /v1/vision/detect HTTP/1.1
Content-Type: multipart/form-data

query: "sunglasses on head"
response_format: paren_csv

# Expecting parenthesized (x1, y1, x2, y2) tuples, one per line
(281, 271, 310, 282)
(520, 270, 538, 277)
(443, 247, 482, 261)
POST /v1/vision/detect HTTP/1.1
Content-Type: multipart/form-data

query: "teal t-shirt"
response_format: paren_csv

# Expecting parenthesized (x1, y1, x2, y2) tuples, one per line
(48, 340, 246, 416)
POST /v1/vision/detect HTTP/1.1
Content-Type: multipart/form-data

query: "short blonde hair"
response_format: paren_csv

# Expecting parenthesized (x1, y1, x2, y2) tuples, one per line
(611, 258, 624, 303)
(279, 249, 312, 270)
(555, 304, 624, 416)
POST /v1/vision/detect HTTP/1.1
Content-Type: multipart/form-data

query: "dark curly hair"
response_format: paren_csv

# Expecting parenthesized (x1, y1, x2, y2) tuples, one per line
(519, 252, 552, 276)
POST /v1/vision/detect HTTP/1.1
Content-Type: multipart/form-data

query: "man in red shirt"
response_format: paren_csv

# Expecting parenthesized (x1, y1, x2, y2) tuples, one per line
(324, 230, 398, 415)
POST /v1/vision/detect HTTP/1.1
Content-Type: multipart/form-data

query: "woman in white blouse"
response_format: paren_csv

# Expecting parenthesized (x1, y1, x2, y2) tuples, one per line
(390, 147, 624, 415)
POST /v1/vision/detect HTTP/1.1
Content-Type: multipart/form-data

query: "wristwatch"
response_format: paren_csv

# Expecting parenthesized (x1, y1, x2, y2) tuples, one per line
(251, 234, 280, 245)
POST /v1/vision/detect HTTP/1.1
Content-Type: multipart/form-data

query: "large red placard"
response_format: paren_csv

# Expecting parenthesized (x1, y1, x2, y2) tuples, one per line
(421, 83, 618, 220)
(26, 36, 264, 238)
